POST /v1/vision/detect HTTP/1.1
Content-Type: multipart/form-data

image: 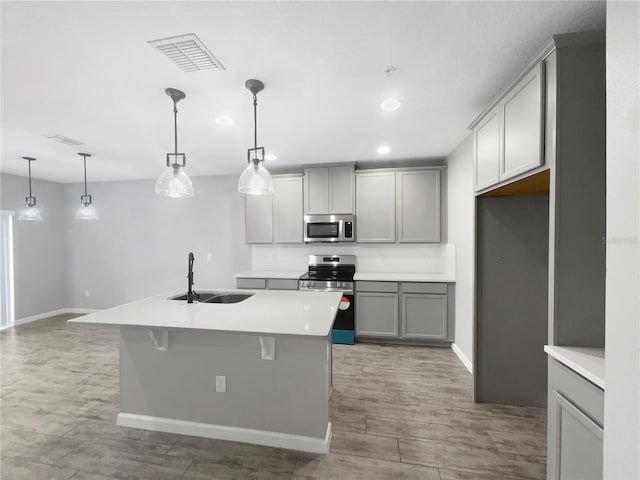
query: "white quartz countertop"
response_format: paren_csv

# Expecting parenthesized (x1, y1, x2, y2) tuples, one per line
(234, 271, 305, 279)
(354, 272, 456, 283)
(544, 345, 605, 389)
(68, 289, 341, 337)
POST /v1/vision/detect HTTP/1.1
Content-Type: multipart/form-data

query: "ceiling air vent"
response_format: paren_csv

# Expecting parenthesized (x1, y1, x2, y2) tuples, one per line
(148, 33, 225, 73)
(42, 134, 85, 146)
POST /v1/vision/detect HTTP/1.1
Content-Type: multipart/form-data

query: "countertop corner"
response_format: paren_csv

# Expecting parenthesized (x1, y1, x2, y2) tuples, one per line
(544, 345, 605, 389)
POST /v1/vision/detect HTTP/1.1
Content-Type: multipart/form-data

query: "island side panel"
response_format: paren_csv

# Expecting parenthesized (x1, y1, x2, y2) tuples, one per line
(119, 327, 330, 439)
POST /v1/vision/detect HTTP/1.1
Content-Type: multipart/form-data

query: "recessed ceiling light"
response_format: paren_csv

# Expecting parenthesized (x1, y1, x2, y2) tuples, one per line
(377, 145, 391, 155)
(380, 98, 403, 111)
(215, 115, 234, 126)
(265, 153, 277, 161)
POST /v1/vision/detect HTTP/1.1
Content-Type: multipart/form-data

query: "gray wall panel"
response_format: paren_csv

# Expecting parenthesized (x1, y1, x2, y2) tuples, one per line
(476, 195, 549, 407)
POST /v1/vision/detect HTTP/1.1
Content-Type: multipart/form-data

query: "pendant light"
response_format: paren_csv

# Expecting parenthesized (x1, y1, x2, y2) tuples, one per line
(155, 88, 193, 198)
(238, 79, 273, 195)
(17, 156, 43, 221)
(74, 152, 98, 220)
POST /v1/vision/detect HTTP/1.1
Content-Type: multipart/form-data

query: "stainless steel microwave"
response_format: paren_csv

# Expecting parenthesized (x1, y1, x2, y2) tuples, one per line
(303, 214, 355, 243)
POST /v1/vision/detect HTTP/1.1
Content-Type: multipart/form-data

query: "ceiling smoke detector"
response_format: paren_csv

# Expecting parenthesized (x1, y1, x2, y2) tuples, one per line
(42, 133, 85, 146)
(148, 33, 225, 73)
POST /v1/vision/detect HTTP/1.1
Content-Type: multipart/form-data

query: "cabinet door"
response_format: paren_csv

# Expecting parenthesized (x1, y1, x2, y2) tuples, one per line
(501, 63, 544, 181)
(548, 390, 603, 480)
(355, 171, 396, 243)
(329, 166, 354, 214)
(304, 168, 329, 214)
(356, 292, 398, 337)
(401, 293, 447, 340)
(245, 194, 273, 244)
(397, 170, 440, 243)
(474, 106, 501, 191)
(273, 176, 303, 243)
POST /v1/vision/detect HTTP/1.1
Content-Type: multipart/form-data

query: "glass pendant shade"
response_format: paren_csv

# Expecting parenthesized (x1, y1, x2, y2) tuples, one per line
(238, 161, 274, 195)
(18, 205, 43, 221)
(74, 203, 98, 220)
(155, 166, 194, 198)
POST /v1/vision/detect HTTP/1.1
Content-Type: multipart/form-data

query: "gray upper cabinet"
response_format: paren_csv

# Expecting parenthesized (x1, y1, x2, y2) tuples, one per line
(474, 107, 501, 191)
(273, 175, 303, 244)
(304, 165, 354, 214)
(329, 166, 354, 213)
(245, 193, 273, 244)
(397, 170, 441, 243)
(355, 171, 396, 243)
(501, 63, 544, 181)
(472, 59, 545, 192)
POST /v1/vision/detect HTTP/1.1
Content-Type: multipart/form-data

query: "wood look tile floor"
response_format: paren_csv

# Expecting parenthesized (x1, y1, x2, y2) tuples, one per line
(1, 314, 547, 479)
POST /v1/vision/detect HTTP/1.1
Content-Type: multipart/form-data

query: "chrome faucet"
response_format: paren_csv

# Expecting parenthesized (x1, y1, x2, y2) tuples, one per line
(187, 252, 199, 303)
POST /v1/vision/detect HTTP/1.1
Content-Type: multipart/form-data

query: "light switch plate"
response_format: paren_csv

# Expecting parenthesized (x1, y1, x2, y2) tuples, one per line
(215, 375, 226, 392)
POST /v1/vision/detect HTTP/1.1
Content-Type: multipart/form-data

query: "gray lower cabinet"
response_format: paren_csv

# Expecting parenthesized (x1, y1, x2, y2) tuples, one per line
(355, 292, 399, 337)
(547, 359, 604, 480)
(236, 277, 298, 290)
(356, 281, 452, 343)
(401, 293, 447, 340)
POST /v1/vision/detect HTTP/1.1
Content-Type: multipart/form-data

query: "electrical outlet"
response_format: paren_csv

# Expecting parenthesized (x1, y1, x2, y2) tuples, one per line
(206, 253, 212, 262)
(215, 375, 226, 392)
(84, 290, 90, 298)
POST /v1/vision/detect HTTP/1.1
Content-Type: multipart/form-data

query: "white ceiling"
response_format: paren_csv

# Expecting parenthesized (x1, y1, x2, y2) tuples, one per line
(0, 1, 605, 184)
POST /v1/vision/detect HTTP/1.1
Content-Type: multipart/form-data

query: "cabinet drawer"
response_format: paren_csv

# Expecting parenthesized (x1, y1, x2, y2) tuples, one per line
(549, 359, 604, 427)
(401, 282, 447, 294)
(356, 281, 399, 293)
(236, 278, 267, 289)
(267, 279, 299, 290)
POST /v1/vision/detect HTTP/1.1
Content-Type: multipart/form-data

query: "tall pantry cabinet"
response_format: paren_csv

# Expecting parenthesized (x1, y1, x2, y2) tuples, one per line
(470, 31, 606, 479)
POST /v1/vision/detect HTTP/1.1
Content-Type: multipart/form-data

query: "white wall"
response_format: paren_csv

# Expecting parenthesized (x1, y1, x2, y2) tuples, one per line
(604, 2, 640, 478)
(64, 174, 251, 309)
(445, 134, 475, 369)
(250, 243, 455, 278)
(0, 173, 68, 319)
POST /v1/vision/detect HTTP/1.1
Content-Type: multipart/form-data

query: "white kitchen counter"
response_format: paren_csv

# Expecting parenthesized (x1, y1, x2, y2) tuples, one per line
(354, 272, 456, 283)
(69, 289, 340, 337)
(544, 345, 605, 389)
(233, 271, 304, 279)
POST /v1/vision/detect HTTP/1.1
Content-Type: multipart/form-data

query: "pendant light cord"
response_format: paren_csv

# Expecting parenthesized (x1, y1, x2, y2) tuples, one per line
(174, 100, 179, 157)
(253, 93, 258, 150)
(83, 155, 88, 197)
(28, 159, 33, 197)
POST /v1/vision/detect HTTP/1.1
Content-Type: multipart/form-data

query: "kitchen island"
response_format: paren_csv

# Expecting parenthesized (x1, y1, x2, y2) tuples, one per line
(69, 289, 341, 453)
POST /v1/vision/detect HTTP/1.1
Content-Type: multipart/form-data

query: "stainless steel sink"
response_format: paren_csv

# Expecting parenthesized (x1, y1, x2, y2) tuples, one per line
(169, 292, 253, 304)
(170, 291, 219, 302)
(202, 293, 253, 304)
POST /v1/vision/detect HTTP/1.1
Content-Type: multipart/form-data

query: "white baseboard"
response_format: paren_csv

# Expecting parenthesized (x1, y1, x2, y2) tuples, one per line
(451, 343, 473, 373)
(10, 308, 100, 328)
(117, 412, 332, 454)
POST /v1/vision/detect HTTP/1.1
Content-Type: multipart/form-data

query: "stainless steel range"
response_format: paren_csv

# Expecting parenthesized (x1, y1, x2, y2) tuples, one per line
(299, 255, 356, 345)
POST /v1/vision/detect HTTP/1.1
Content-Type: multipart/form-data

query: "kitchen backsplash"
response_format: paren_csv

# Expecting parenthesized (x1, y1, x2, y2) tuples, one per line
(250, 244, 456, 277)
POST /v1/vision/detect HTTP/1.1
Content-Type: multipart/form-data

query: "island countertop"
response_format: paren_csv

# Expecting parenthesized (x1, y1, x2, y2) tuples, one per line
(68, 289, 341, 337)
